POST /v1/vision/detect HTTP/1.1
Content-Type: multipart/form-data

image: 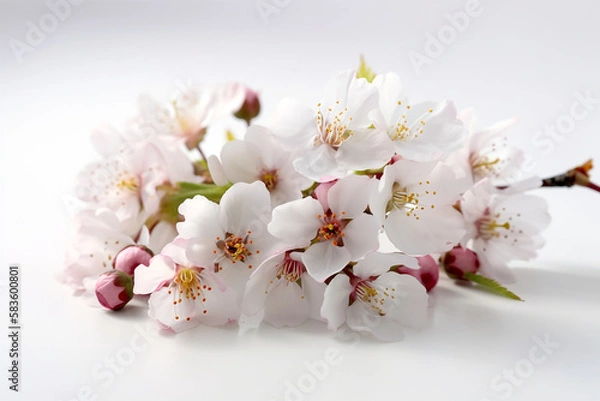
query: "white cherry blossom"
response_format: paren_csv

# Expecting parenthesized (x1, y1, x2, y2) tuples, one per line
(137, 82, 245, 149)
(176, 181, 277, 295)
(461, 179, 550, 283)
(241, 251, 325, 328)
(76, 129, 199, 236)
(64, 209, 137, 292)
(321, 252, 427, 342)
(134, 238, 239, 332)
(207, 125, 312, 206)
(371, 72, 466, 162)
(268, 174, 380, 282)
(450, 108, 525, 186)
(371, 159, 467, 255)
(266, 70, 394, 181)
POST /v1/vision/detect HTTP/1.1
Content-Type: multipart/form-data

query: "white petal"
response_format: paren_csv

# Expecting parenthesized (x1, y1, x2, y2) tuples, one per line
(148, 221, 178, 253)
(322, 70, 354, 106)
(185, 237, 219, 269)
(461, 179, 494, 225)
(267, 98, 316, 149)
(327, 174, 372, 218)
(160, 239, 189, 266)
(384, 206, 466, 255)
(459, 107, 476, 133)
(220, 181, 272, 236)
(148, 287, 198, 333)
(137, 225, 150, 247)
(369, 166, 395, 225)
(176, 195, 222, 240)
(337, 129, 395, 171)
(242, 253, 283, 317)
(342, 213, 381, 261)
(353, 252, 418, 278)
(220, 139, 262, 183)
(346, 73, 380, 128)
(264, 281, 309, 328)
(302, 242, 351, 283)
(196, 273, 240, 326)
(268, 197, 322, 247)
(320, 274, 352, 330)
(293, 143, 348, 182)
(302, 275, 327, 322)
(386, 159, 439, 188)
(207, 154, 230, 186)
(346, 303, 405, 342)
(372, 72, 409, 126)
(90, 125, 124, 158)
(133, 255, 174, 294)
(475, 245, 516, 284)
(373, 272, 428, 327)
(395, 100, 466, 162)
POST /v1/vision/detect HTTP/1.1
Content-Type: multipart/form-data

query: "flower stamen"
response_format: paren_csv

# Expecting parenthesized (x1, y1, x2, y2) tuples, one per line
(317, 212, 346, 246)
(477, 215, 511, 240)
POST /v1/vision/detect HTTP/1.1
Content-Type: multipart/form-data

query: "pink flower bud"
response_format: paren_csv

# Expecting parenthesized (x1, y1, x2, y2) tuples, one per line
(443, 246, 480, 279)
(311, 180, 337, 211)
(234, 86, 261, 125)
(95, 270, 134, 311)
(396, 255, 439, 292)
(113, 245, 153, 276)
(389, 155, 402, 164)
(415, 255, 440, 292)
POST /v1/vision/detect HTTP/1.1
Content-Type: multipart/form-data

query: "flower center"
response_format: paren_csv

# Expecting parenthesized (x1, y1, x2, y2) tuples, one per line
(115, 175, 139, 192)
(217, 233, 252, 263)
(387, 182, 436, 220)
(173, 267, 204, 300)
(169, 266, 213, 321)
(260, 169, 279, 191)
(317, 212, 346, 246)
(391, 190, 419, 210)
(390, 123, 410, 141)
(314, 104, 353, 148)
(352, 280, 395, 317)
(389, 102, 434, 142)
(276, 254, 305, 283)
(477, 215, 510, 240)
(470, 154, 501, 177)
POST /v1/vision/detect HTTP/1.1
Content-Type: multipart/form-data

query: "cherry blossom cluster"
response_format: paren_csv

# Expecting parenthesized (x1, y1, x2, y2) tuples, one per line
(64, 61, 557, 341)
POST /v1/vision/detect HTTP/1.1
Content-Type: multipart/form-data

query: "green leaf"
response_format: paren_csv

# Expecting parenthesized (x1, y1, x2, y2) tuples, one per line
(356, 55, 376, 83)
(463, 272, 524, 301)
(159, 182, 232, 223)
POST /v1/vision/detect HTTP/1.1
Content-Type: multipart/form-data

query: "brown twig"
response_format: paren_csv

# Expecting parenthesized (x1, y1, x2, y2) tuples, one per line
(541, 159, 600, 193)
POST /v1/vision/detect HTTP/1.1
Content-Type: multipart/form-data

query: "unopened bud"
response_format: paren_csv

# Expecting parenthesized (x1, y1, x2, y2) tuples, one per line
(443, 246, 480, 279)
(396, 255, 439, 292)
(113, 245, 154, 276)
(234, 86, 261, 125)
(95, 270, 134, 311)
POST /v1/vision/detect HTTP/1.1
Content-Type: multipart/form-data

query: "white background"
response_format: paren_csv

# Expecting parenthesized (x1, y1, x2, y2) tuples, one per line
(1, 0, 600, 400)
